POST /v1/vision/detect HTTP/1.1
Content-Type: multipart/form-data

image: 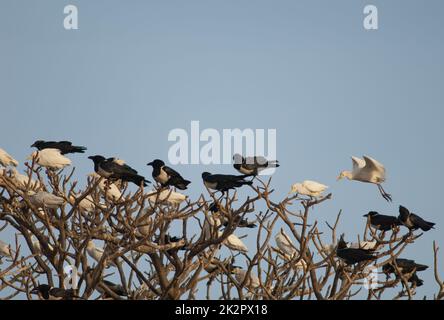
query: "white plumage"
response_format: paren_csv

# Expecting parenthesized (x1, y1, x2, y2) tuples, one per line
(135, 209, 153, 238)
(289, 180, 328, 197)
(146, 189, 187, 205)
(232, 268, 260, 290)
(349, 241, 377, 250)
(0, 240, 12, 257)
(28, 191, 65, 209)
(202, 214, 222, 240)
(69, 193, 105, 213)
(5, 168, 41, 190)
(27, 148, 71, 170)
(221, 232, 248, 252)
(338, 155, 391, 201)
(0, 148, 18, 167)
(275, 229, 297, 258)
(31, 236, 54, 254)
(89, 173, 122, 202)
(86, 241, 116, 268)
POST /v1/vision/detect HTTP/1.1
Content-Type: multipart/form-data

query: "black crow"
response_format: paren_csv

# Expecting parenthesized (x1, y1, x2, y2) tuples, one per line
(382, 258, 428, 287)
(336, 235, 376, 265)
(31, 284, 79, 300)
(31, 140, 87, 155)
(100, 280, 128, 298)
(233, 153, 279, 176)
(88, 155, 149, 187)
(363, 211, 402, 231)
(147, 159, 191, 190)
(202, 172, 253, 192)
(398, 206, 435, 232)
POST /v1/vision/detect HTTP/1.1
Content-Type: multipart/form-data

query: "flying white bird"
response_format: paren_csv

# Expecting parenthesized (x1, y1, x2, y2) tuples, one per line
(337, 156, 392, 202)
(0, 148, 18, 167)
(146, 189, 187, 205)
(88, 173, 122, 202)
(220, 232, 248, 252)
(86, 241, 116, 268)
(289, 180, 328, 197)
(27, 148, 71, 170)
(0, 240, 12, 258)
(28, 191, 65, 209)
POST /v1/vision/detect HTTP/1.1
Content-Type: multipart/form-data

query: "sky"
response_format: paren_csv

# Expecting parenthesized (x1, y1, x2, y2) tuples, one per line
(0, 0, 443, 299)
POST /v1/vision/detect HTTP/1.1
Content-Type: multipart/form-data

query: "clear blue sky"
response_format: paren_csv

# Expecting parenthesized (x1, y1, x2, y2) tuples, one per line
(1, 0, 443, 299)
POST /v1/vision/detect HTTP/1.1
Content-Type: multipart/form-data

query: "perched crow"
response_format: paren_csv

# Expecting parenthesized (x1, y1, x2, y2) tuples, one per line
(202, 172, 253, 192)
(147, 159, 190, 190)
(363, 211, 402, 231)
(336, 235, 376, 265)
(398, 206, 435, 232)
(233, 153, 279, 176)
(31, 140, 87, 155)
(100, 280, 128, 298)
(383, 258, 428, 287)
(88, 155, 149, 187)
(31, 284, 79, 300)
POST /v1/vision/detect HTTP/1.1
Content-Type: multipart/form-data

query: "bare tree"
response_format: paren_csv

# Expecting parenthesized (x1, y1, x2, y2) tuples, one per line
(0, 163, 442, 300)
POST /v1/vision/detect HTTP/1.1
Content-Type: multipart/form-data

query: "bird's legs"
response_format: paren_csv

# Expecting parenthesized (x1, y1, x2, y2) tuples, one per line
(377, 184, 392, 202)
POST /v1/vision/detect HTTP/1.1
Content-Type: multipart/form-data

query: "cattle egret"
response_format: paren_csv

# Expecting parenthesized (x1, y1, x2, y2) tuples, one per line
(0, 148, 18, 167)
(232, 267, 260, 290)
(86, 241, 116, 268)
(289, 180, 328, 197)
(28, 191, 65, 209)
(89, 173, 122, 202)
(220, 232, 248, 252)
(338, 156, 392, 202)
(146, 189, 187, 205)
(28, 148, 71, 170)
(0, 240, 12, 258)
(69, 193, 105, 213)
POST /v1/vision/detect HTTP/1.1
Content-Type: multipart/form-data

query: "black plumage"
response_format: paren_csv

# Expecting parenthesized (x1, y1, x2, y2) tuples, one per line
(398, 206, 435, 232)
(233, 153, 279, 176)
(336, 235, 376, 265)
(147, 159, 191, 190)
(383, 258, 428, 287)
(31, 140, 87, 155)
(88, 155, 149, 187)
(100, 280, 128, 298)
(31, 284, 78, 300)
(363, 211, 402, 231)
(202, 172, 253, 192)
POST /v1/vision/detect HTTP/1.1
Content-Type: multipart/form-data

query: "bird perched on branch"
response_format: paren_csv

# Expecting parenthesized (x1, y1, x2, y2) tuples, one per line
(147, 159, 191, 190)
(27, 148, 71, 170)
(398, 206, 435, 232)
(88, 172, 122, 202)
(30, 284, 79, 300)
(28, 191, 65, 209)
(336, 235, 376, 265)
(0, 240, 12, 258)
(337, 156, 392, 202)
(383, 258, 428, 287)
(0, 148, 18, 167)
(99, 280, 128, 299)
(31, 140, 87, 155)
(232, 153, 279, 176)
(289, 180, 328, 198)
(88, 155, 149, 187)
(202, 172, 253, 192)
(220, 232, 248, 253)
(146, 189, 187, 205)
(86, 241, 117, 268)
(363, 211, 402, 231)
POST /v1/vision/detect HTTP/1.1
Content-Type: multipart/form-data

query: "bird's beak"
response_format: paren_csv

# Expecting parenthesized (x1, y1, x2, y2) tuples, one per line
(147, 162, 153, 166)
(363, 214, 369, 217)
(88, 156, 93, 160)
(30, 288, 38, 294)
(30, 143, 36, 148)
